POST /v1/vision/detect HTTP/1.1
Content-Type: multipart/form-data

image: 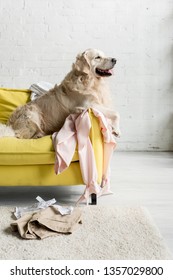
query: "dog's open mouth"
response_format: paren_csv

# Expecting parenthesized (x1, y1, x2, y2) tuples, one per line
(96, 68, 113, 77)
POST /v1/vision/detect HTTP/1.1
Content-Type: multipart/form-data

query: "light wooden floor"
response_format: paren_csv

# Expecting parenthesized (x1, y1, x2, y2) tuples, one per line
(107, 152, 173, 254)
(0, 152, 173, 254)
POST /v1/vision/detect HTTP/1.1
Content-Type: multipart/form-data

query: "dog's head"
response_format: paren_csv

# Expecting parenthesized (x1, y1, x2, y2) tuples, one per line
(73, 49, 117, 78)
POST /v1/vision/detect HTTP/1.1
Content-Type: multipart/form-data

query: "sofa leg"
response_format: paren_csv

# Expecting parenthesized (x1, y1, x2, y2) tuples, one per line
(90, 193, 97, 205)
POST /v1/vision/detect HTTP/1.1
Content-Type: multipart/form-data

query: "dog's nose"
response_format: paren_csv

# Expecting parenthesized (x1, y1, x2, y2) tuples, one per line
(112, 58, 117, 64)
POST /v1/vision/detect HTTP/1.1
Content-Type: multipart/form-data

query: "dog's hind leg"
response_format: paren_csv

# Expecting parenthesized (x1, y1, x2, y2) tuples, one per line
(8, 104, 45, 139)
(14, 120, 45, 139)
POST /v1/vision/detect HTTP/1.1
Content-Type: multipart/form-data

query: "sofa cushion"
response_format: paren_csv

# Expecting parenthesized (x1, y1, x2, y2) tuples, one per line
(0, 88, 79, 166)
(0, 136, 79, 165)
(0, 88, 31, 123)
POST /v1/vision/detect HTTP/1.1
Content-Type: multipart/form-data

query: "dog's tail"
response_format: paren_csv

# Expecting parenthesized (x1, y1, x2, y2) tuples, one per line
(0, 123, 15, 137)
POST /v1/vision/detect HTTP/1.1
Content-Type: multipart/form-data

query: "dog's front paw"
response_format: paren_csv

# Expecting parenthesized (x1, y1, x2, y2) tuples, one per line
(74, 106, 85, 114)
(112, 127, 121, 138)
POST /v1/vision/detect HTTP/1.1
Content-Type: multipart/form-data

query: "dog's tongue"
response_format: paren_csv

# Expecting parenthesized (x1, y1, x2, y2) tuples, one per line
(108, 69, 114, 75)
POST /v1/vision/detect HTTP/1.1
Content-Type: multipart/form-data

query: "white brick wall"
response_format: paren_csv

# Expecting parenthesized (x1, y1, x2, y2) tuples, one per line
(0, 0, 173, 151)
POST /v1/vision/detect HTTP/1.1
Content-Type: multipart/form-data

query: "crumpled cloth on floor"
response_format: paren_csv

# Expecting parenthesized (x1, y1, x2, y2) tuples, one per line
(11, 206, 82, 240)
(52, 108, 116, 203)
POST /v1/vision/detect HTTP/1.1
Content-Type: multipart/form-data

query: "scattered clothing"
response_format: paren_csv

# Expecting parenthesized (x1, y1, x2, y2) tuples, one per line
(11, 206, 82, 240)
(14, 196, 73, 219)
(29, 81, 53, 101)
(52, 108, 116, 203)
(14, 196, 56, 219)
(28, 81, 116, 204)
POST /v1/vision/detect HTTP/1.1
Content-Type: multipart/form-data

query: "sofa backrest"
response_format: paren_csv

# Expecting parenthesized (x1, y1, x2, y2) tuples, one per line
(0, 88, 31, 123)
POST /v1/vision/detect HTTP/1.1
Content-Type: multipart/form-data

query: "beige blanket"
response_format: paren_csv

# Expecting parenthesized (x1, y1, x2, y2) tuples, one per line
(11, 206, 82, 239)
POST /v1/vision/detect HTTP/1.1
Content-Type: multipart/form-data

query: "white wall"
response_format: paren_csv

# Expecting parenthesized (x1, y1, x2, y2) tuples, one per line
(0, 0, 173, 151)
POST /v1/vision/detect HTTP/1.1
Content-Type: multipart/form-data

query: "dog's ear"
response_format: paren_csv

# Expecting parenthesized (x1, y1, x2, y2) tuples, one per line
(73, 51, 90, 74)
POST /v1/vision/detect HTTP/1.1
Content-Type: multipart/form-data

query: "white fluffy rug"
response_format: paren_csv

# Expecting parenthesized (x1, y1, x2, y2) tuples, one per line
(0, 123, 15, 137)
(0, 206, 172, 260)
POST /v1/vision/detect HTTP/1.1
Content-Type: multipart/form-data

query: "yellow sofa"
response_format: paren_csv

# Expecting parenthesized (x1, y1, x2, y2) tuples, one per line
(0, 88, 103, 203)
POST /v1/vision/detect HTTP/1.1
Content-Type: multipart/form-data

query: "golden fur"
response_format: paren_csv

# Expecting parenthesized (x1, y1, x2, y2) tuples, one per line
(7, 49, 120, 139)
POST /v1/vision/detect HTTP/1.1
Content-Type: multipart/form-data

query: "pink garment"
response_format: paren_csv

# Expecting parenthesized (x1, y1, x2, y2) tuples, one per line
(52, 108, 116, 203)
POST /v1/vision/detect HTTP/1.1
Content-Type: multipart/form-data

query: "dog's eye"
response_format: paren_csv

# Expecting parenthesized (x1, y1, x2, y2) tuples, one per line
(95, 56, 101, 60)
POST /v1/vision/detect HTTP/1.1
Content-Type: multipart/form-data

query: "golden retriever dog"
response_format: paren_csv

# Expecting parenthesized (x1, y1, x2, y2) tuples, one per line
(6, 49, 120, 139)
